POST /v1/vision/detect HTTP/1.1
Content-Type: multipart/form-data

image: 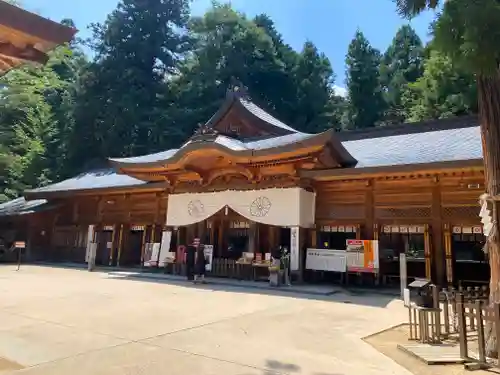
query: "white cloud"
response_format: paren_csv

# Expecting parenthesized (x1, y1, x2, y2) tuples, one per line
(333, 85, 347, 98)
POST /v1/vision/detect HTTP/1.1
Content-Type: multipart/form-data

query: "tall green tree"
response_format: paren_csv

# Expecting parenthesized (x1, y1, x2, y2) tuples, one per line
(69, 0, 191, 171)
(0, 44, 85, 202)
(380, 25, 424, 124)
(395, 0, 500, 355)
(171, 4, 293, 134)
(293, 41, 337, 133)
(402, 49, 477, 121)
(345, 30, 385, 129)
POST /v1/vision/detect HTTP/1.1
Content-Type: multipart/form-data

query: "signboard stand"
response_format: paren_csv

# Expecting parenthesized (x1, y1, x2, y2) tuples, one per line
(87, 242, 97, 271)
(400, 253, 407, 300)
(13, 241, 25, 271)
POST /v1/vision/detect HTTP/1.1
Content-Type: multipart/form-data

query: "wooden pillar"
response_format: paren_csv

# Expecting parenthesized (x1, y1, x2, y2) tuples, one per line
(365, 180, 375, 239)
(356, 224, 361, 240)
(218, 218, 225, 255)
(268, 225, 275, 250)
(424, 224, 431, 280)
(109, 224, 116, 266)
(311, 228, 317, 248)
(72, 201, 79, 224)
(431, 181, 446, 285)
(151, 224, 157, 243)
(373, 223, 379, 241)
(248, 222, 257, 253)
(444, 224, 453, 284)
(116, 224, 124, 267)
(140, 227, 147, 264)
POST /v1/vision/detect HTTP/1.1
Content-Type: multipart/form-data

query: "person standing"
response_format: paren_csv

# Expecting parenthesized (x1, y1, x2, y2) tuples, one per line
(194, 242, 207, 284)
(186, 241, 196, 281)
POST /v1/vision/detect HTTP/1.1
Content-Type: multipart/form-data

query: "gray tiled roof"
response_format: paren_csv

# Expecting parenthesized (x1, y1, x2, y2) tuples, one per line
(110, 133, 314, 164)
(342, 126, 482, 168)
(0, 197, 50, 217)
(26, 169, 146, 194)
(245, 132, 314, 150)
(24, 123, 483, 196)
(109, 149, 179, 164)
(239, 98, 298, 133)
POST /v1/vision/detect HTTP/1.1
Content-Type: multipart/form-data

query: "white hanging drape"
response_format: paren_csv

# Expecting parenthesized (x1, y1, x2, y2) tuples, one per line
(166, 187, 315, 228)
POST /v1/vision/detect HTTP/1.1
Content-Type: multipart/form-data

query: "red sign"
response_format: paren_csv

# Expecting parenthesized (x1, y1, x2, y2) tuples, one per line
(255, 253, 262, 262)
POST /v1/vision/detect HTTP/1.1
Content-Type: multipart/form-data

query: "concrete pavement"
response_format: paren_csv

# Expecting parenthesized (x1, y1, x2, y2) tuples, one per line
(0, 265, 412, 374)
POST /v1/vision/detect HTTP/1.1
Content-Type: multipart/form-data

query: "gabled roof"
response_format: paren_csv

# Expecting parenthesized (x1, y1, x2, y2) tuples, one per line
(109, 131, 336, 168)
(0, 197, 53, 217)
(0, 1, 77, 74)
(24, 169, 153, 198)
(204, 86, 298, 135)
(22, 116, 483, 198)
(110, 87, 357, 170)
(302, 116, 482, 178)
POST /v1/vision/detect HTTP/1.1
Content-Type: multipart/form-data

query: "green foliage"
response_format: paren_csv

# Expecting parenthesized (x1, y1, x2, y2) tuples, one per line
(402, 49, 477, 121)
(345, 30, 385, 128)
(433, 0, 500, 77)
(67, 0, 191, 172)
(0, 1, 484, 202)
(380, 25, 424, 124)
(0, 44, 86, 202)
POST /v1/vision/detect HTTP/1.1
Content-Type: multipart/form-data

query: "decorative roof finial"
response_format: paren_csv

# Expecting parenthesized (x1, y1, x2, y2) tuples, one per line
(228, 77, 249, 98)
(192, 122, 218, 140)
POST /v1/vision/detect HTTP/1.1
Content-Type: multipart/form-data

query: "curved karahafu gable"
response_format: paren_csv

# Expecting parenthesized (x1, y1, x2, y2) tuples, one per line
(109, 129, 357, 171)
(109, 86, 358, 175)
(0, 1, 76, 74)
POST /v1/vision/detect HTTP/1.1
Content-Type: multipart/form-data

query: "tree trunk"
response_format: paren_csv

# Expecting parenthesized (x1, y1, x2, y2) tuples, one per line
(477, 73, 500, 358)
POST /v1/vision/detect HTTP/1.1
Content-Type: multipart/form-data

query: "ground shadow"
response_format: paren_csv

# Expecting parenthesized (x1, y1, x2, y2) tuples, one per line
(241, 359, 343, 375)
(16, 262, 399, 308)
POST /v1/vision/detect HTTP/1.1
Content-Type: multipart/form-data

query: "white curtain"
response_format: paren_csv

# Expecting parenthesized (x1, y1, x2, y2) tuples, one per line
(166, 188, 315, 228)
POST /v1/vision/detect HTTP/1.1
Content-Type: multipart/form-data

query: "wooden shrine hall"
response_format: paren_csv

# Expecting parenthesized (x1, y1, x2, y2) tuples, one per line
(0, 85, 486, 286)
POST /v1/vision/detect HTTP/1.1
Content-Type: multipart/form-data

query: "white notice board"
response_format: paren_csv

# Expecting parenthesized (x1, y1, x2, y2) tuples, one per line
(306, 249, 347, 272)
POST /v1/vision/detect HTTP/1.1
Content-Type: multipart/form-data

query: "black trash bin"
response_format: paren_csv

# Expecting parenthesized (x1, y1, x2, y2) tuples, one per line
(408, 279, 434, 308)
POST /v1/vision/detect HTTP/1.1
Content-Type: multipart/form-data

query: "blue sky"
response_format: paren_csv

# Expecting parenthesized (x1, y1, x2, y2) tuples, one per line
(22, 0, 437, 94)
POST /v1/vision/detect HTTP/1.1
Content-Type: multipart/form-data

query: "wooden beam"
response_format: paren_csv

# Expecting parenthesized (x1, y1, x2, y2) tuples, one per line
(0, 42, 48, 64)
(0, 2, 76, 45)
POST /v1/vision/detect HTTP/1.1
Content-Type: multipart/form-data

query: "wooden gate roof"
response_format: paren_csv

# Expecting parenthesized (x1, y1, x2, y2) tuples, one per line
(0, 1, 76, 74)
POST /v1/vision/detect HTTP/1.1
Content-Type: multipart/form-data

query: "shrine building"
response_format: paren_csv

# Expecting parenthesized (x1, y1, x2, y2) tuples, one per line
(0, 86, 485, 286)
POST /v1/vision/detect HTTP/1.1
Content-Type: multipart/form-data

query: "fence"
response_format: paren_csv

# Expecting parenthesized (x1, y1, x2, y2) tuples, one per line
(163, 258, 268, 281)
(408, 285, 500, 367)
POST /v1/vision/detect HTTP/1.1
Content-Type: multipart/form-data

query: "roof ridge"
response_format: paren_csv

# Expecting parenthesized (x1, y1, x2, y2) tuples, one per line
(336, 115, 478, 141)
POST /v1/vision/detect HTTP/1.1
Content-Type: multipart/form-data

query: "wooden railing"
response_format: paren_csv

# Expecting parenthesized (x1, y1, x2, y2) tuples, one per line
(163, 258, 269, 281)
(408, 285, 500, 368)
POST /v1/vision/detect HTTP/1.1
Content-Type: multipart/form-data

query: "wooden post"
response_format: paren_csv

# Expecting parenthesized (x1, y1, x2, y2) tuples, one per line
(356, 224, 361, 240)
(109, 224, 116, 266)
(116, 224, 124, 267)
(432, 285, 442, 340)
(140, 226, 147, 265)
(444, 224, 453, 284)
(424, 224, 431, 280)
(310, 228, 316, 248)
(476, 300, 486, 364)
(365, 180, 374, 239)
(457, 293, 468, 359)
(495, 303, 500, 367)
(431, 182, 445, 286)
